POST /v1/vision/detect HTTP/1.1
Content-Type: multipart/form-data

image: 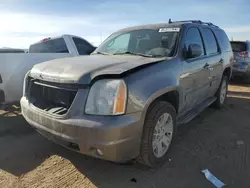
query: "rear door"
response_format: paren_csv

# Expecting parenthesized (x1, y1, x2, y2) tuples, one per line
(201, 27, 223, 97)
(180, 27, 210, 112)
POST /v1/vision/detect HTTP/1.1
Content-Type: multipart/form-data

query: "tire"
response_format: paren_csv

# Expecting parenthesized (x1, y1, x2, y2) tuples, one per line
(212, 75, 228, 109)
(138, 101, 177, 167)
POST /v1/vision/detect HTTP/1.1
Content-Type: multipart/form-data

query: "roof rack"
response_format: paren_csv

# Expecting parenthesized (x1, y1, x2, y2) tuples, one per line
(168, 19, 218, 28)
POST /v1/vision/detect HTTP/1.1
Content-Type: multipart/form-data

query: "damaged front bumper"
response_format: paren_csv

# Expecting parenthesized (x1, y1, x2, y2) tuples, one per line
(21, 96, 143, 163)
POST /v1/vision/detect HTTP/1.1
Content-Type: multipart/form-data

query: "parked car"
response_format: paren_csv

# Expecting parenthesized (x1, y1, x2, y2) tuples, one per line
(0, 35, 96, 109)
(230, 40, 250, 80)
(21, 20, 233, 167)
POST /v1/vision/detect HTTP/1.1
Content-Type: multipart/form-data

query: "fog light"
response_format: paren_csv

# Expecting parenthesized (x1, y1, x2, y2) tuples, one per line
(96, 149, 104, 156)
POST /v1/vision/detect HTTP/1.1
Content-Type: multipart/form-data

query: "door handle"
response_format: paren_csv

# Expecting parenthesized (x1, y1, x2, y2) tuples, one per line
(219, 58, 224, 63)
(203, 63, 210, 69)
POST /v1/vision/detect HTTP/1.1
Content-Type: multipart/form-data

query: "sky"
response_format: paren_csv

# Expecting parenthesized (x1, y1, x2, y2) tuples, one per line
(0, 0, 250, 48)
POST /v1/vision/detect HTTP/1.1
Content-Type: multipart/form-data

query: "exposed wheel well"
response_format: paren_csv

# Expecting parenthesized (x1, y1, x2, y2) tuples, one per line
(223, 67, 231, 80)
(153, 90, 179, 114)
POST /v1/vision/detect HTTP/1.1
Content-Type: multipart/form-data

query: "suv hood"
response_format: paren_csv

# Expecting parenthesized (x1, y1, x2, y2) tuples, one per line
(30, 55, 167, 84)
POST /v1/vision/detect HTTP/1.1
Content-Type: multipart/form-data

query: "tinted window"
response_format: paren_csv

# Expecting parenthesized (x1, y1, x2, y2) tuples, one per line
(73, 37, 95, 55)
(95, 28, 179, 57)
(230, 42, 247, 52)
(185, 27, 204, 56)
(202, 28, 219, 55)
(214, 30, 231, 52)
(29, 38, 69, 53)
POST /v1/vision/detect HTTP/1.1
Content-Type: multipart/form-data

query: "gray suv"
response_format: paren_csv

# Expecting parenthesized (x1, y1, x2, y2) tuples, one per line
(230, 40, 250, 79)
(21, 20, 233, 167)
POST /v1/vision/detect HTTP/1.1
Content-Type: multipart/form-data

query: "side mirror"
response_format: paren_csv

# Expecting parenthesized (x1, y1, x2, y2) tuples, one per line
(186, 44, 202, 59)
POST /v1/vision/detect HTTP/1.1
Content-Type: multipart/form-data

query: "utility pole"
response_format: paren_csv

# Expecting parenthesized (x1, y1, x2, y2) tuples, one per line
(231, 36, 233, 41)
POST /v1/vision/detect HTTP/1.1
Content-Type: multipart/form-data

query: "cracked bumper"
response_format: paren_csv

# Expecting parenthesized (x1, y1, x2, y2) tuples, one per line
(21, 97, 143, 162)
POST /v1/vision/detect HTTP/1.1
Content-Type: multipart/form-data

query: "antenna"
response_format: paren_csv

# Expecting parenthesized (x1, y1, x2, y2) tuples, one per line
(168, 18, 172, 24)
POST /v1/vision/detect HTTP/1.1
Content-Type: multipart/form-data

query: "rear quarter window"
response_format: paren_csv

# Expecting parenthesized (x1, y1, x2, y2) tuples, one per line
(214, 29, 232, 52)
(29, 38, 69, 53)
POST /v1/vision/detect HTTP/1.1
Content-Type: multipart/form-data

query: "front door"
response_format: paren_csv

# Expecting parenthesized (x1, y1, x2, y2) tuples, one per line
(179, 27, 210, 114)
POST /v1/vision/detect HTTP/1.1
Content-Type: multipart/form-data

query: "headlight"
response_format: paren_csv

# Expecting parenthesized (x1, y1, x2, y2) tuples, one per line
(85, 79, 127, 115)
(23, 71, 30, 96)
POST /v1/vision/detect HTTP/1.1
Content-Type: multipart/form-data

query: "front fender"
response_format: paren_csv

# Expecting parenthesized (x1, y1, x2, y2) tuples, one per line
(124, 60, 181, 119)
(139, 86, 179, 123)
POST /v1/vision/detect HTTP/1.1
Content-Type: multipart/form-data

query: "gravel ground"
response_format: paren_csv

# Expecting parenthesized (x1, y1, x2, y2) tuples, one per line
(0, 83, 250, 188)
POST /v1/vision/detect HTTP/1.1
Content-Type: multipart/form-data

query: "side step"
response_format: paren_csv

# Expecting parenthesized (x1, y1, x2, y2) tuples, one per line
(177, 97, 216, 125)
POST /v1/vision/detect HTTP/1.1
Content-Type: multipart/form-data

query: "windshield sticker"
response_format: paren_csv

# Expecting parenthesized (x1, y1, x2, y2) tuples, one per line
(159, 28, 180, 32)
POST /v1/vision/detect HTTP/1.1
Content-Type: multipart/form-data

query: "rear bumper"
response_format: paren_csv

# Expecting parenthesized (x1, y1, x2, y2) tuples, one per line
(21, 97, 143, 162)
(232, 62, 250, 77)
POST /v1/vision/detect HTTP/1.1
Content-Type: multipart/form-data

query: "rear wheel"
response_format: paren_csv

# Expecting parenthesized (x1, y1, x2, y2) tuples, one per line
(212, 75, 228, 109)
(138, 101, 176, 167)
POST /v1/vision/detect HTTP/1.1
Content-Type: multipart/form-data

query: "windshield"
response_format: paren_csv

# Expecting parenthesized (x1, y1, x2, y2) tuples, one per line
(94, 28, 179, 57)
(29, 38, 69, 53)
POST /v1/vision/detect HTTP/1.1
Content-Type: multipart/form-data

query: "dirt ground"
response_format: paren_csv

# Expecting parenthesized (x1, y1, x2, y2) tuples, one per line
(1, 83, 250, 188)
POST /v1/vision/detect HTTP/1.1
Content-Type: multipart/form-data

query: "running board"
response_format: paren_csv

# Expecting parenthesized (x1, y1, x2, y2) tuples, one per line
(177, 97, 217, 125)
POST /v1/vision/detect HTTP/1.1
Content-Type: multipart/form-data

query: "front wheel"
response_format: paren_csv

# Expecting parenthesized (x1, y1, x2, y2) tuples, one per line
(138, 101, 176, 167)
(212, 75, 228, 109)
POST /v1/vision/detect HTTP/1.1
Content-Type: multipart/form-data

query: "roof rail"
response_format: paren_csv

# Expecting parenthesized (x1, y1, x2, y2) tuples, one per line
(168, 19, 219, 28)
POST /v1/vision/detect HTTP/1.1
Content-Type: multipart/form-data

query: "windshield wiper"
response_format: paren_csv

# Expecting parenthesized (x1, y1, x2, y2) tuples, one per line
(91, 51, 109, 55)
(113, 51, 154, 57)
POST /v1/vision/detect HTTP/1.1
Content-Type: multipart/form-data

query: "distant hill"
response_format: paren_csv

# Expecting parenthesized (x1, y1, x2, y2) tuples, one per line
(0, 47, 28, 51)
(0, 47, 12, 49)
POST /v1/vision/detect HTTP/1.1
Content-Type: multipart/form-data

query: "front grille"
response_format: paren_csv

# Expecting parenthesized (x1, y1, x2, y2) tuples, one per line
(28, 79, 77, 115)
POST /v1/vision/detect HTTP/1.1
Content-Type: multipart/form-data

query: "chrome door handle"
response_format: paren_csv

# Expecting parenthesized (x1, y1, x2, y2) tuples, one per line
(203, 63, 210, 69)
(219, 58, 224, 64)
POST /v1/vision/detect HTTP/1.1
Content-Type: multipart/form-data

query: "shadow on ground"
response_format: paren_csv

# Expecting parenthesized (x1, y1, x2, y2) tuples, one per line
(228, 91, 250, 98)
(0, 109, 63, 177)
(1, 96, 250, 187)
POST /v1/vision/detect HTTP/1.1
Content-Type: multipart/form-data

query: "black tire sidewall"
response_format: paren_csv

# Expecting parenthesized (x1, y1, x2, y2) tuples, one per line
(141, 101, 177, 167)
(218, 76, 228, 105)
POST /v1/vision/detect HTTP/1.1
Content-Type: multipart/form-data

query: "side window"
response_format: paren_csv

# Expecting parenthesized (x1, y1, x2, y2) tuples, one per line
(185, 27, 205, 57)
(73, 37, 94, 55)
(214, 30, 231, 52)
(202, 28, 219, 55)
(107, 33, 130, 52)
